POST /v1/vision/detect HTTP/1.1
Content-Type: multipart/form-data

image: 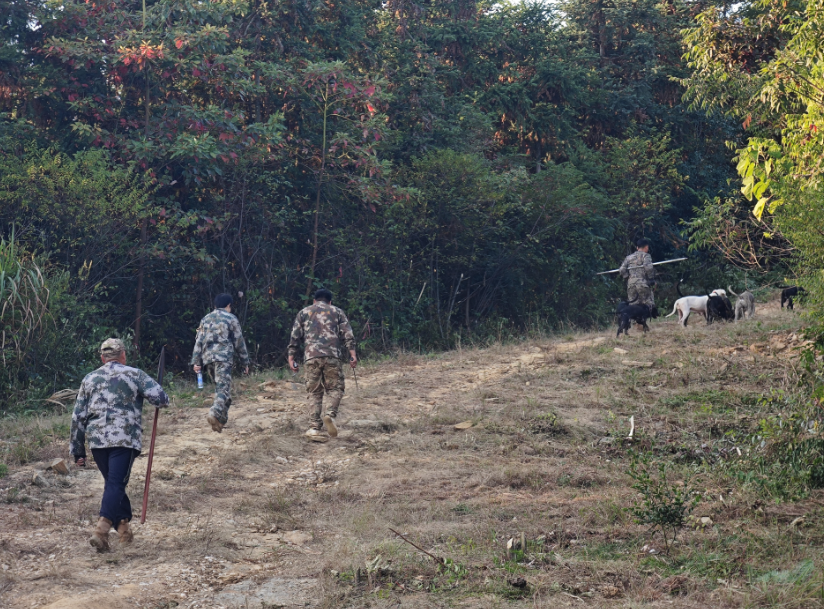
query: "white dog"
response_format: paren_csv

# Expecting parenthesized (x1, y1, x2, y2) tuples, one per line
(666, 295, 709, 326)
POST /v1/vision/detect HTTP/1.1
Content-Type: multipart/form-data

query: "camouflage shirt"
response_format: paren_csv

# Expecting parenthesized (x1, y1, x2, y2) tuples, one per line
(287, 302, 356, 362)
(70, 362, 169, 457)
(190, 308, 250, 367)
(619, 251, 655, 286)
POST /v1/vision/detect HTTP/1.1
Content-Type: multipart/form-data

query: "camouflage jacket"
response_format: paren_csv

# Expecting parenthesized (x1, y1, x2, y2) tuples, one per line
(190, 309, 250, 367)
(70, 362, 169, 457)
(619, 251, 655, 286)
(287, 302, 356, 362)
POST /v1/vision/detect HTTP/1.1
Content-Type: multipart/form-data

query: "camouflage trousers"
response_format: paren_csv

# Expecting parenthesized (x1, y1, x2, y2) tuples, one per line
(628, 281, 655, 308)
(304, 357, 344, 430)
(206, 361, 234, 425)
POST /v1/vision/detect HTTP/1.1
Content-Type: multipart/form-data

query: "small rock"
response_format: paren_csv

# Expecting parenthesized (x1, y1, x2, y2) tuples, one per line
(700, 516, 713, 527)
(32, 472, 50, 488)
(283, 530, 312, 546)
(613, 347, 628, 355)
(598, 436, 614, 445)
(259, 381, 278, 392)
(49, 459, 70, 476)
(602, 584, 622, 598)
(275, 457, 288, 465)
(454, 420, 474, 430)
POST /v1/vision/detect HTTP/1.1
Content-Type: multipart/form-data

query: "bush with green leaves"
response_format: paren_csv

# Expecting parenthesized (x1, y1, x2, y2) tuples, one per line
(627, 450, 702, 553)
(728, 390, 824, 501)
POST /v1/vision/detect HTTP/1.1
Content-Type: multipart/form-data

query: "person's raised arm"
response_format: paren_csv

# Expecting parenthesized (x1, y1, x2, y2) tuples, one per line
(618, 256, 630, 279)
(140, 371, 170, 409)
(643, 253, 655, 285)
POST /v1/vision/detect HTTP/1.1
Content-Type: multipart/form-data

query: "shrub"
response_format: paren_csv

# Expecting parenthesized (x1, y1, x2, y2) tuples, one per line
(627, 450, 701, 553)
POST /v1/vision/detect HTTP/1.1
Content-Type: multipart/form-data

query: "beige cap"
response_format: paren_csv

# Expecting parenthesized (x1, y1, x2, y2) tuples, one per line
(100, 338, 126, 358)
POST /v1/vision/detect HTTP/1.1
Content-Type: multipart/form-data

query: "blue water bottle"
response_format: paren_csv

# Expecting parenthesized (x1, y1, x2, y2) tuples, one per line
(197, 372, 204, 389)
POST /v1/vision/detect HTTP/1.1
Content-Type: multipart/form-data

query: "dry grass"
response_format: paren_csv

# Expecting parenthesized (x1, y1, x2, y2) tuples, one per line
(2, 299, 824, 608)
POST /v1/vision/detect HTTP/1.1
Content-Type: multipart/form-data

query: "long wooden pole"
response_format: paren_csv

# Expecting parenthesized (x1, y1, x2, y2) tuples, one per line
(140, 346, 165, 524)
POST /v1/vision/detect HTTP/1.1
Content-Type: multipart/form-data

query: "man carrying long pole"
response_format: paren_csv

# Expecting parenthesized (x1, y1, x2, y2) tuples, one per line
(618, 238, 657, 310)
(70, 338, 169, 552)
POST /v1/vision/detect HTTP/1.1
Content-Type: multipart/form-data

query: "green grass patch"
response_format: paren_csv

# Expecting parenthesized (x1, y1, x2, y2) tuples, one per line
(0, 414, 71, 465)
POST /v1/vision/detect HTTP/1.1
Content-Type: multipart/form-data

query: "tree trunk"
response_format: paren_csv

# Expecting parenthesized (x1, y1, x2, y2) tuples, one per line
(134, 218, 147, 352)
(305, 86, 329, 300)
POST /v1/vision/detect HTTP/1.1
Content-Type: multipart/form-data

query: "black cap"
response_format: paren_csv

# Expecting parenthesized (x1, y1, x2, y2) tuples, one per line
(215, 293, 233, 308)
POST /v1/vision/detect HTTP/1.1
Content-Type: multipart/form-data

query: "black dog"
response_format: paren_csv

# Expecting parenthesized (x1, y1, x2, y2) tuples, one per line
(781, 286, 805, 310)
(706, 293, 734, 324)
(616, 300, 659, 337)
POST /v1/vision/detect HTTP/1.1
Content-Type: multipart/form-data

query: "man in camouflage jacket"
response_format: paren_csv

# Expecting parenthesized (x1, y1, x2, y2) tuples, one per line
(70, 338, 169, 552)
(619, 238, 656, 308)
(191, 293, 250, 433)
(288, 288, 357, 439)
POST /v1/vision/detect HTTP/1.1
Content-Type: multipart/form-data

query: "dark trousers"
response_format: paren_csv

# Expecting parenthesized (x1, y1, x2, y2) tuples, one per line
(91, 447, 139, 524)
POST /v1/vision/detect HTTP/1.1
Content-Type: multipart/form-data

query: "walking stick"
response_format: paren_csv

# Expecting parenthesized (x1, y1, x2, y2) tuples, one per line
(140, 345, 165, 524)
(350, 358, 359, 390)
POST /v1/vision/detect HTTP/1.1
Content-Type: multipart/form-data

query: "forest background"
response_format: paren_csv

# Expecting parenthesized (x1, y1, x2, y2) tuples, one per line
(0, 0, 814, 412)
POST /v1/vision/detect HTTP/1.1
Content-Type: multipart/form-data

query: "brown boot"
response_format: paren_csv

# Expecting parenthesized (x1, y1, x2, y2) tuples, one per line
(89, 517, 112, 552)
(206, 414, 223, 433)
(117, 519, 133, 545)
(323, 415, 338, 438)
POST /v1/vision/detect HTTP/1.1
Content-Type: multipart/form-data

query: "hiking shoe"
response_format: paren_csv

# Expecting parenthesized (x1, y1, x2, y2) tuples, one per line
(89, 517, 112, 552)
(117, 519, 133, 545)
(206, 415, 224, 433)
(323, 415, 338, 438)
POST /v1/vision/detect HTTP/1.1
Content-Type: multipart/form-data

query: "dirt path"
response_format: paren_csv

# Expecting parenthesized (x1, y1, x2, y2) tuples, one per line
(1, 301, 819, 608)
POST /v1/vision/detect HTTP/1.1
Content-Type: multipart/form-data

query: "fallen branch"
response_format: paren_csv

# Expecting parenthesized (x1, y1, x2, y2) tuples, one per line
(388, 528, 445, 565)
(562, 591, 585, 603)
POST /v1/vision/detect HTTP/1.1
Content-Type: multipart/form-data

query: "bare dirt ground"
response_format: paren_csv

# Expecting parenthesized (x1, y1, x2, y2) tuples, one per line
(2, 299, 823, 609)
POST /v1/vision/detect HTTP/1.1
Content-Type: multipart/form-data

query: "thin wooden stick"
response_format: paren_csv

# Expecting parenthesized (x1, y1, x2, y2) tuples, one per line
(388, 528, 444, 565)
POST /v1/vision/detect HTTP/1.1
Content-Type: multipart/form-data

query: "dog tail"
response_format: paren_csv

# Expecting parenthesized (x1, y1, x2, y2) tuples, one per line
(727, 285, 738, 297)
(665, 301, 678, 317)
(676, 280, 684, 298)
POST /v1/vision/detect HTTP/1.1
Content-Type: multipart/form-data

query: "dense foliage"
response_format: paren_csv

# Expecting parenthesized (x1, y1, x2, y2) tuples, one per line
(0, 0, 742, 408)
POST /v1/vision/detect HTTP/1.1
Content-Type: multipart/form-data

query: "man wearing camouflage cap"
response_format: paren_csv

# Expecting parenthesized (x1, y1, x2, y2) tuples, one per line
(288, 288, 357, 440)
(191, 293, 250, 433)
(70, 338, 169, 552)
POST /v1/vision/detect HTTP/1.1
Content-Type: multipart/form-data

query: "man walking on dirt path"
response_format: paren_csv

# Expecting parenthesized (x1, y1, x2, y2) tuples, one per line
(619, 238, 656, 309)
(191, 293, 250, 433)
(288, 288, 357, 440)
(70, 338, 169, 552)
